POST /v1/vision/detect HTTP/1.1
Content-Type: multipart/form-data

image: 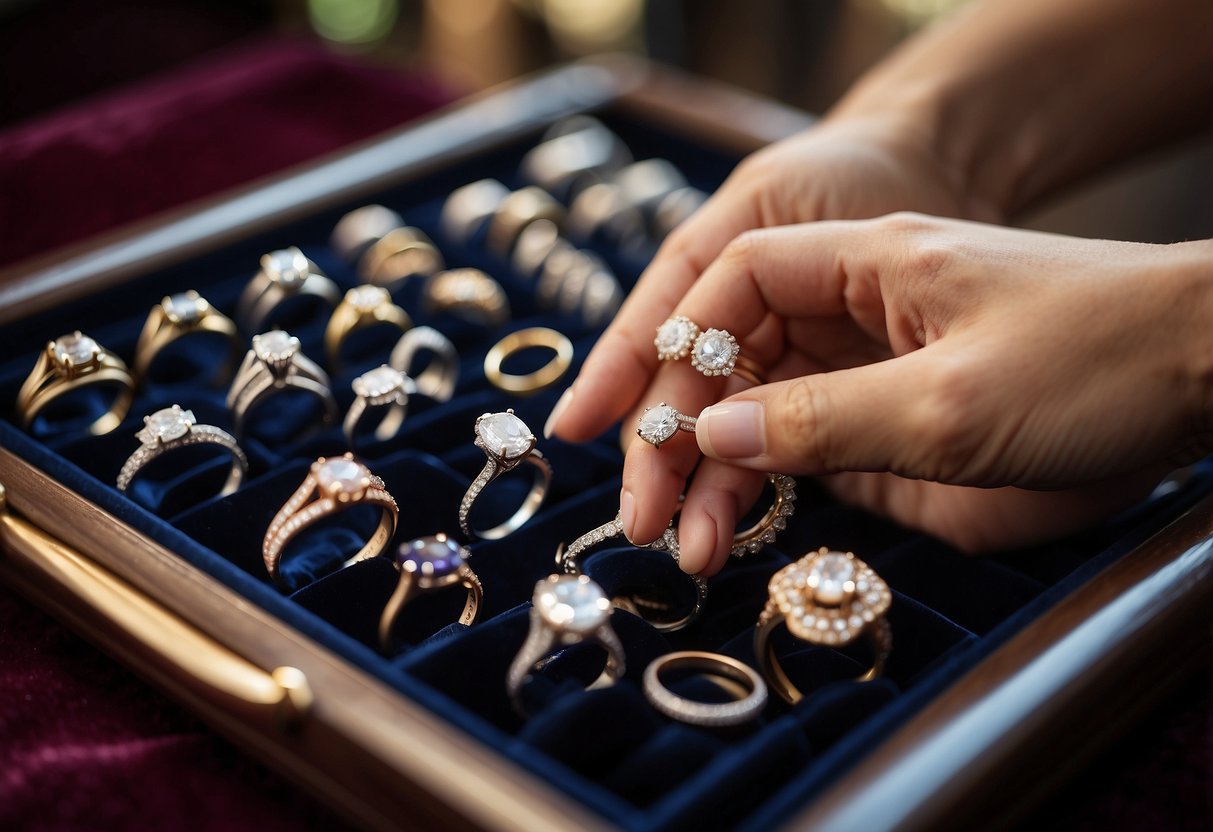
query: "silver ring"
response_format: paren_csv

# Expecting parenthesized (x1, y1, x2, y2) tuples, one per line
(558, 514, 706, 633)
(636, 402, 698, 448)
(643, 651, 768, 727)
(389, 326, 459, 402)
(506, 574, 625, 717)
(226, 330, 339, 441)
(654, 316, 765, 385)
(343, 365, 416, 448)
(459, 410, 551, 541)
(116, 405, 248, 504)
(237, 247, 341, 334)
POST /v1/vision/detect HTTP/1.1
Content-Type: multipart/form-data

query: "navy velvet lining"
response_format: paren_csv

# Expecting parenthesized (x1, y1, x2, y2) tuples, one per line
(2, 108, 1210, 830)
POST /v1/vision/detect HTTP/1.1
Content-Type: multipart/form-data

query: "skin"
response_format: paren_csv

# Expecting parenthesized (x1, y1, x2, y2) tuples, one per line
(546, 0, 1213, 574)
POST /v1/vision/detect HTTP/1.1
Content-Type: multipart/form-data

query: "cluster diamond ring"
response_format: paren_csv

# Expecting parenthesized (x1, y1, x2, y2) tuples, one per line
(654, 316, 765, 385)
(343, 365, 416, 448)
(116, 405, 248, 507)
(459, 410, 552, 541)
(754, 548, 893, 704)
(133, 291, 241, 387)
(16, 331, 134, 437)
(226, 330, 339, 441)
(643, 651, 768, 728)
(238, 247, 341, 334)
(378, 534, 482, 653)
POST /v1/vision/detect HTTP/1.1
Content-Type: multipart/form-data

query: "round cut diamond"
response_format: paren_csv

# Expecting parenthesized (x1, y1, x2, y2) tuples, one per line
(691, 329, 739, 374)
(54, 332, 99, 365)
(354, 365, 404, 398)
(346, 284, 390, 311)
(396, 535, 464, 576)
(315, 457, 367, 494)
(637, 404, 679, 446)
(808, 552, 856, 606)
(137, 406, 194, 444)
(477, 411, 533, 459)
(535, 575, 609, 633)
(655, 316, 697, 359)
(264, 248, 309, 286)
(253, 330, 298, 361)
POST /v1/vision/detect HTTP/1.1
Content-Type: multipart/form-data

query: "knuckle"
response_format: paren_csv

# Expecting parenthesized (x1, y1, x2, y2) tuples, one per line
(877, 211, 936, 235)
(776, 377, 834, 471)
(719, 229, 767, 267)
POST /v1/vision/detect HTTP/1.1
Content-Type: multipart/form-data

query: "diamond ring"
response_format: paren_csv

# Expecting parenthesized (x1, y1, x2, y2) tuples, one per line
(389, 326, 459, 403)
(558, 515, 706, 632)
(343, 365, 416, 449)
(323, 284, 413, 373)
(459, 410, 552, 541)
(506, 574, 625, 717)
(636, 402, 697, 448)
(226, 330, 339, 442)
(423, 268, 511, 327)
(654, 316, 766, 385)
(754, 548, 893, 704)
(237, 247, 341, 334)
(378, 534, 482, 653)
(116, 405, 249, 509)
(133, 291, 241, 388)
(643, 651, 768, 728)
(16, 331, 134, 437)
(263, 454, 398, 589)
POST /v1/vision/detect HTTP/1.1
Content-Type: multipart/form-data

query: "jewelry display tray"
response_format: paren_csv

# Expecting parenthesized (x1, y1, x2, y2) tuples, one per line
(1, 58, 1210, 832)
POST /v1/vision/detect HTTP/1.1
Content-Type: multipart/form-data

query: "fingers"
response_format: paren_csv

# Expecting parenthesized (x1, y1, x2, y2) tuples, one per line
(677, 461, 767, 576)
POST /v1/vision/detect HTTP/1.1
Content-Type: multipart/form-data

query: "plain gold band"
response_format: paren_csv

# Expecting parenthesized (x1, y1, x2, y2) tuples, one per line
(484, 327, 574, 395)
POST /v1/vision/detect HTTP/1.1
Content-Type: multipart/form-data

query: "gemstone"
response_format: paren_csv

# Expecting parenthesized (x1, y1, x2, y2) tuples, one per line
(253, 330, 298, 361)
(353, 365, 404, 398)
(264, 247, 309, 286)
(346, 285, 390, 311)
(164, 292, 203, 323)
(535, 575, 609, 633)
(808, 552, 856, 606)
(476, 411, 533, 459)
(637, 404, 679, 446)
(692, 329, 738, 373)
(315, 457, 367, 495)
(137, 406, 194, 444)
(654, 316, 697, 358)
(53, 332, 98, 365)
(396, 535, 464, 576)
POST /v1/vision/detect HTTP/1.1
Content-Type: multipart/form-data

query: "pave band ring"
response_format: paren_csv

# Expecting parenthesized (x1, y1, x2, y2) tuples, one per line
(654, 316, 765, 386)
(506, 574, 625, 717)
(324, 285, 413, 372)
(238, 247, 341, 334)
(643, 651, 768, 727)
(378, 534, 482, 653)
(390, 326, 459, 402)
(559, 515, 706, 633)
(17, 332, 134, 437)
(754, 548, 893, 704)
(227, 331, 339, 441)
(116, 405, 248, 506)
(263, 454, 398, 589)
(459, 410, 551, 541)
(133, 291, 241, 387)
(484, 327, 574, 396)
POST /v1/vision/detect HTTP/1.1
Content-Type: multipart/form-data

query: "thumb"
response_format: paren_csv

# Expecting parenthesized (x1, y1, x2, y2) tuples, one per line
(695, 352, 939, 477)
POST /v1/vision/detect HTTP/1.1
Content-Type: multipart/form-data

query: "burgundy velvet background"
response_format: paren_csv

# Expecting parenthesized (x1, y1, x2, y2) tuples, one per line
(0, 33, 1207, 832)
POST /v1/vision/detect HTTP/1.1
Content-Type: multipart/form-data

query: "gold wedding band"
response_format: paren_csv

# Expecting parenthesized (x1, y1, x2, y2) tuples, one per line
(484, 327, 573, 396)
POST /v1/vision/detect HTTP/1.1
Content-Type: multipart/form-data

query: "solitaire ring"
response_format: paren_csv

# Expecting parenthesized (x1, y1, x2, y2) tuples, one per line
(378, 534, 482, 653)
(263, 454, 398, 589)
(237, 247, 341, 334)
(506, 574, 625, 717)
(636, 402, 697, 448)
(116, 405, 248, 507)
(754, 548, 893, 704)
(16, 331, 134, 437)
(226, 330, 339, 442)
(323, 284, 413, 372)
(484, 327, 574, 396)
(459, 410, 551, 541)
(643, 651, 768, 728)
(133, 291, 241, 387)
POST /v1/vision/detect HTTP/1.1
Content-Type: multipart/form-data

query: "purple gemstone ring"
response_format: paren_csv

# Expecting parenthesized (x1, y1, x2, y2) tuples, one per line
(378, 533, 483, 653)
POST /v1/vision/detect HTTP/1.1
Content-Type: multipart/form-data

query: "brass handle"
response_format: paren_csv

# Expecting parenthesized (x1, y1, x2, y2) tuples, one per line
(0, 483, 311, 729)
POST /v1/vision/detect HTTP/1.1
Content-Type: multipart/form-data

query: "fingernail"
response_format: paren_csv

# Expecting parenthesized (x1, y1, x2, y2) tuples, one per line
(620, 488, 637, 543)
(697, 401, 765, 460)
(543, 387, 574, 439)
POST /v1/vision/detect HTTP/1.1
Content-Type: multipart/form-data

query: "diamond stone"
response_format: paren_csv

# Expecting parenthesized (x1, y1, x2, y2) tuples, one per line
(253, 330, 298, 361)
(655, 315, 697, 359)
(691, 328, 739, 374)
(264, 247, 309, 286)
(637, 403, 679, 446)
(476, 411, 533, 459)
(808, 552, 856, 606)
(346, 284, 390, 311)
(396, 535, 464, 577)
(535, 575, 609, 633)
(353, 365, 404, 398)
(315, 457, 368, 495)
(53, 332, 98, 365)
(163, 292, 203, 323)
(137, 406, 194, 444)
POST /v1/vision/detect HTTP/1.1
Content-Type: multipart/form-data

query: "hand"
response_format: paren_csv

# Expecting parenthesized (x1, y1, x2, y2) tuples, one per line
(676, 215, 1211, 570)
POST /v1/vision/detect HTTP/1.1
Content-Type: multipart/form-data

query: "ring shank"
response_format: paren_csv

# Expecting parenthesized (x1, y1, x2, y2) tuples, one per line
(463, 451, 552, 541)
(265, 497, 397, 587)
(754, 610, 891, 704)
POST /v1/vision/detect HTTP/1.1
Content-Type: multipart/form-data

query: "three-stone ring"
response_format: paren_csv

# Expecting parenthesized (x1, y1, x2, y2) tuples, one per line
(423, 268, 511, 327)
(483, 327, 574, 396)
(237, 247, 341, 334)
(323, 284, 413, 372)
(559, 515, 707, 633)
(263, 453, 398, 589)
(133, 291, 241, 387)
(643, 651, 768, 728)
(16, 331, 134, 437)
(506, 573, 625, 717)
(226, 330, 339, 442)
(378, 534, 482, 653)
(754, 548, 893, 704)
(116, 405, 248, 508)
(459, 410, 551, 541)
(654, 316, 765, 385)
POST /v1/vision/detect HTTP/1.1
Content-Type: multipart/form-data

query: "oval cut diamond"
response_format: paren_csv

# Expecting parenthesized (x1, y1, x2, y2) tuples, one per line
(477, 412, 533, 459)
(535, 575, 608, 633)
(140, 406, 194, 443)
(354, 365, 404, 398)
(396, 535, 464, 576)
(316, 457, 367, 494)
(54, 332, 99, 365)
(809, 552, 856, 606)
(637, 404, 679, 446)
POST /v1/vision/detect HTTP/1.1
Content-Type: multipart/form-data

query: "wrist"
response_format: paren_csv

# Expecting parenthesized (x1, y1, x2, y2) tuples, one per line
(1181, 241, 1213, 459)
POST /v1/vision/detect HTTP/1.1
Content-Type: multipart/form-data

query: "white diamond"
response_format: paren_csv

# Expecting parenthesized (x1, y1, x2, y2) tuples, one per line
(477, 412, 533, 459)
(265, 248, 309, 286)
(692, 329, 738, 371)
(655, 316, 697, 358)
(54, 332, 98, 365)
(316, 458, 367, 494)
(253, 330, 298, 361)
(346, 285, 389, 311)
(164, 292, 203, 323)
(637, 404, 679, 446)
(535, 575, 608, 633)
(808, 552, 856, 606)
(138, 406, 194, 443)
(354, 365, 404, 398)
